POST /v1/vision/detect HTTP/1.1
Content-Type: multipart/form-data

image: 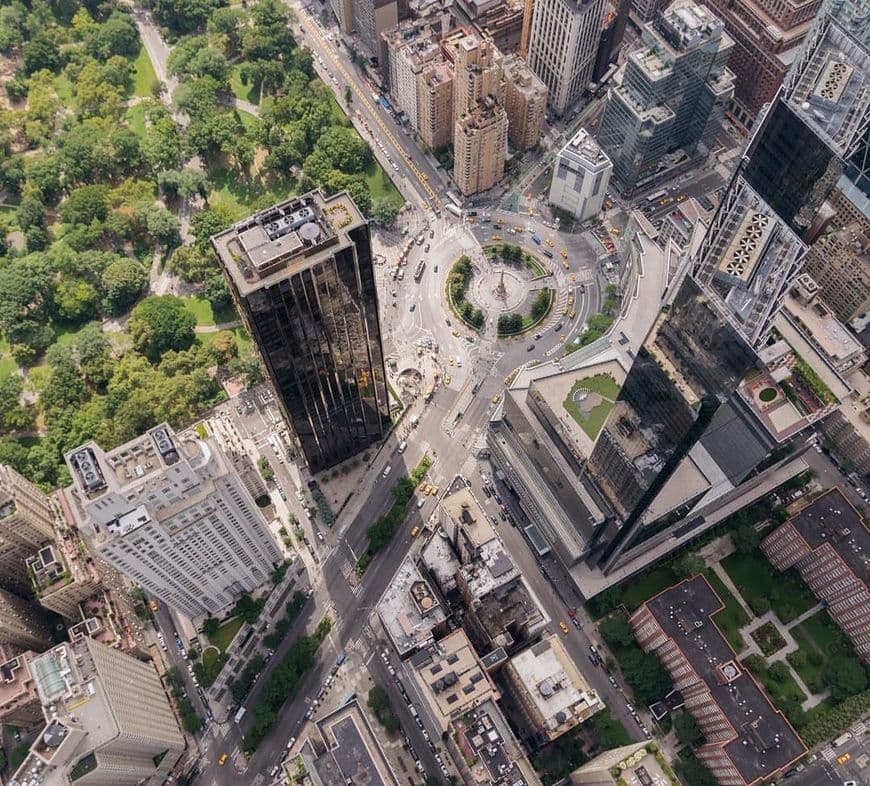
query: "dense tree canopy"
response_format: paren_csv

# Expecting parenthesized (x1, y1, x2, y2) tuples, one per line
(127, 295, 197, 360)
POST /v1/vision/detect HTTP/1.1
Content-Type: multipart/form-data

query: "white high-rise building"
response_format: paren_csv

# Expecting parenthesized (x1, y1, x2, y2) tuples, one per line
(548, 128, 612, 221)
(65, 424, 281, 619)
(527, 0, 606, 115)
(9, 637, 185, 786)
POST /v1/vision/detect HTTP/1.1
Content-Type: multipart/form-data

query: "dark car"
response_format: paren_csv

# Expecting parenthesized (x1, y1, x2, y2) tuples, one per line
(526, 343, 535, 351)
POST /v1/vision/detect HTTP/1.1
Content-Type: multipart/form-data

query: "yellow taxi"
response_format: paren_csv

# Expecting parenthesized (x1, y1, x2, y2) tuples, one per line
(491, 394, 501, 404)
(569, 310, 576, 319)
(559, 335, 566, 343)
(410, 526, 420, 537)
(610, 227, 620, 235)
(444, 375, 452, 385)
(837, 753, 851, 765)
(546, 238, 554, 247)
(496, 218, 504, 225)
(448, 356, 454, 366)
(491, 234, 503, 241)
(559, 621, 569, 634)
(527, 207, 534, 215)
(218, 754, 229, 767)
(560, 249, 568, 258)
(514, 225, 525, 233)
(562, 261, 569, 271)
(452, 330, 460, 337)
(428, 485, 439, 495)
(677, 194, 687, 202)
(569, 274, 576, 282)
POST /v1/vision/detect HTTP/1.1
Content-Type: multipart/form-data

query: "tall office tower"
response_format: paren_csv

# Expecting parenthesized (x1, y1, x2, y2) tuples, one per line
(418, 60, 455, 149)
(383, 22, 441, 128)
(354, 0, 400, 56)
(0, 587, 53, 650)
(597, 0, 735, 194)
(64, 424, 281, 619)
(548, 127, 613, 220)
(213, 192, 390, 473)
(454, 100, 510, 194)
(526, 0, 606, 115)
(0, 465, 55, 595)
(503, 54, 548, 150)
(717, 0, 821, 127)
(0, 650, 43, 728)
(584, 0, 870, 575)
(9, 637, 185, 786)
(592, 0, 630, 82)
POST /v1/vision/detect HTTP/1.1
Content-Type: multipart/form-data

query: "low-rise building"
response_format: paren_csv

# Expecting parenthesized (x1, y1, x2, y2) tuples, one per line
(782, 275, 866, 377)
(0, 651, 43, 728)
(548, 127, 612, 221)
(448, 698, 541, 786)
(570, 741, 678, 786)
(761, 488, 870, 664)
(408, 629, 498, 733)
(630, 576, 806, 785)
(8, 637, 185, 786)
(377, 555, 448, 658)
(298, 699, 399, 786)
(504, 635, 603, 743)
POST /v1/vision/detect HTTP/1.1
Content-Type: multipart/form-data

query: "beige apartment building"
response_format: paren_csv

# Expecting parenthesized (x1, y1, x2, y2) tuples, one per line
(10, 636, 185, 786)
(502, 54, 548, 150)
(447, 28, 506, 114)
(417, 60, 454, 149)
(0, 464, 56, 595)
(454, 101, 509, 195)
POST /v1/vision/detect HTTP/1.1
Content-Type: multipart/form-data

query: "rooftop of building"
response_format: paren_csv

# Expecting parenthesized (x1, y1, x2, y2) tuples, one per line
(420, 528, 462, 593)
(502, 54, 547, 97)
(65, 424, 203, 502)
(311, 700, 398, 786)
(409, 629, 498, 728)
(211, 190, 365, 296)
(569, 741, 677, 786)
(441, 486, 497, 549)
(784, 487, 869, 584)
(460, 536, 521, 597)
(420, 57, 454, 87)
(377, 555, 446, 656)
(560, 128, 612, 172)
(0, 652, 37, 708)
(508, 636, 602, 735)
(451, 698, 539, 786)
(783, 285, 865, 362)
(473, 573, 547, 648)
(785, 12, 870, 156)
(640, 576, 806, 783)
(652, 0, 726, 53)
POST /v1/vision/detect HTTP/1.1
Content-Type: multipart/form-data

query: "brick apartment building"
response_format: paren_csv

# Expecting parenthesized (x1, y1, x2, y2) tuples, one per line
(630, 575, 806, 785)
(761, 488, 870, 664)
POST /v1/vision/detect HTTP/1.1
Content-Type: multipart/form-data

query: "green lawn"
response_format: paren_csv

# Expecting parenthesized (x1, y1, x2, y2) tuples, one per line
(618, 565, 679, 612)
(208, 617, 244, 652)
(0, 338, 17, 381)
(181, 296, 236, 327)
(229, 64, 259, 104)
(125, 104, 148, 138)
(131, 45, 157, 98)
(364, 160, 402, 207)
(746, 657, 807, 707)
(563, 374, 620, 440)
(799, 610, 853, 657)
(237, 109, 260, 133)
(197, 326, 251, 355)
(52, 322, 91, 348)
(721, 551, 817, 623)
(787, 625, 827, 693)
(704, 569, 750, 653)
(53, 73, 73, 103)
(207, 164, 297, 219)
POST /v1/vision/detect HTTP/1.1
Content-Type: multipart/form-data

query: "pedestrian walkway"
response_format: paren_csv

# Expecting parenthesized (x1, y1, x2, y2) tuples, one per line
(710, 561, 754, 622)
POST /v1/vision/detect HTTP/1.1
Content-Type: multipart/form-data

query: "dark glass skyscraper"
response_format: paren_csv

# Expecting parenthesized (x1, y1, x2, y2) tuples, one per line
(586, 0, 869, 572)
(212, 191, 390, 474)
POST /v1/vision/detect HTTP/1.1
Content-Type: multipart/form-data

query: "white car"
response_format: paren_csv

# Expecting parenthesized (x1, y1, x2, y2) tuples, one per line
(382, 465, 392, 478)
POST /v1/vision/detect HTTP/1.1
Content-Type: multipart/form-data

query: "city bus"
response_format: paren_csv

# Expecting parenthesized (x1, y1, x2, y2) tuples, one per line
(646, 189, 668, 203)
(234, 707, 247, 724)
(414, 260, 426, 282)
